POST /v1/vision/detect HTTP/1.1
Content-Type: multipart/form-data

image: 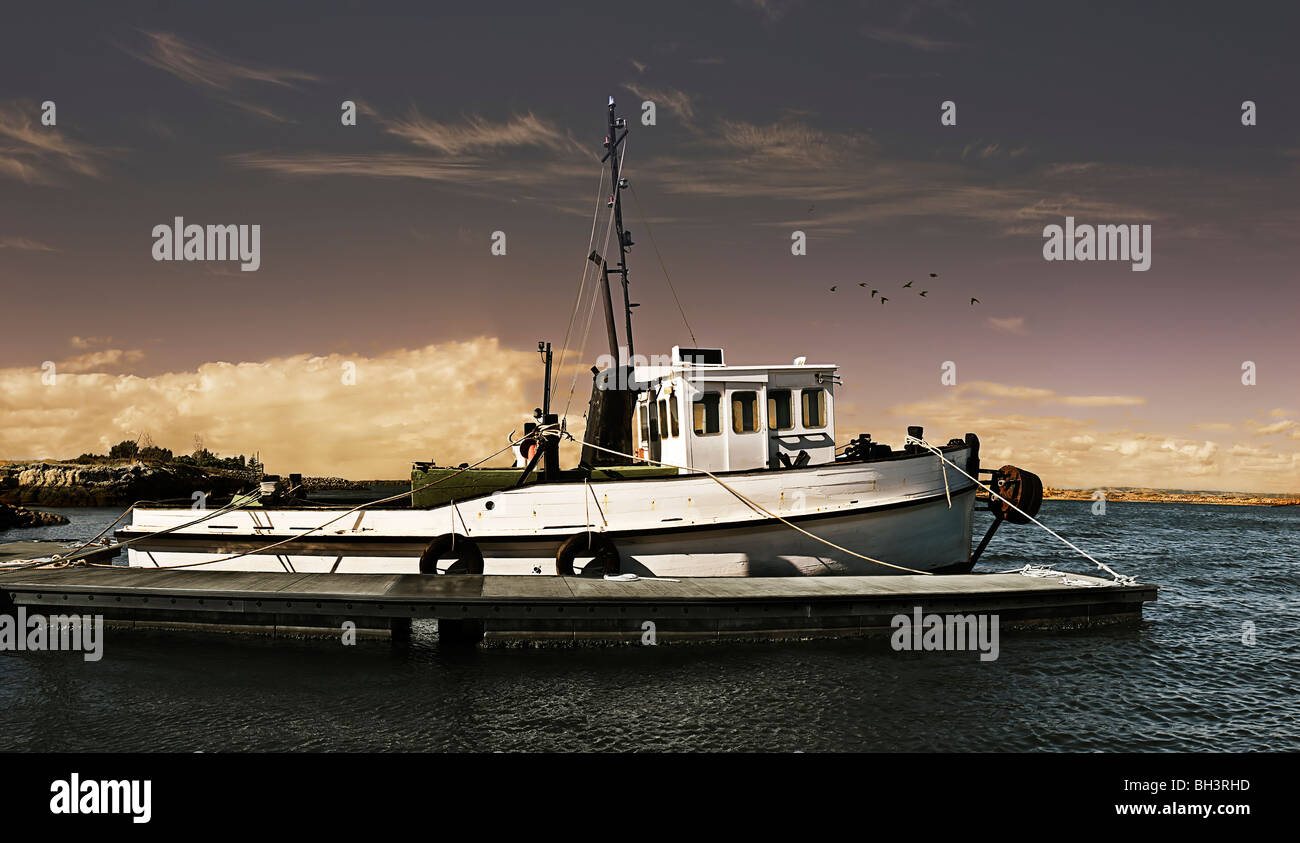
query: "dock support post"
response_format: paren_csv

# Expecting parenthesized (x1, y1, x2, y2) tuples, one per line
(390, 617, 412, 646)
(438, 618, 484, 646)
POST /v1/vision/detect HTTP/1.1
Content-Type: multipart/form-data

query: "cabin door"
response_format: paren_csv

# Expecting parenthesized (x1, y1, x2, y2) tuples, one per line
(686, 382, 727, 472)
(724, 384, 766, 471)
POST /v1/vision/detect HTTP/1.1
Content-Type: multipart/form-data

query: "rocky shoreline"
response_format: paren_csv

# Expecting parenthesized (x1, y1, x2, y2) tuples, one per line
(1043, 487, 1300, 506)
(0, 461, 252, 507)
(0, 502, 71, 530)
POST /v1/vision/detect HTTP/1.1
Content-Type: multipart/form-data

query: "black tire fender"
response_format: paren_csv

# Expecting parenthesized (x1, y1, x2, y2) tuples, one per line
(555, 532, 621, 577)
(419, 533, 484, 575)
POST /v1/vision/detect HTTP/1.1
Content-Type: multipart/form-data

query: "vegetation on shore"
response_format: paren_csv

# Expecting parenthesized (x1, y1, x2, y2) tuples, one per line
(74, 437, 264, 475)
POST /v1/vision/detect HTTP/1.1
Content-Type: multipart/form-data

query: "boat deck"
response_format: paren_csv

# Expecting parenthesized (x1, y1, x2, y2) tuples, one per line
(0, 553, 1157, 644)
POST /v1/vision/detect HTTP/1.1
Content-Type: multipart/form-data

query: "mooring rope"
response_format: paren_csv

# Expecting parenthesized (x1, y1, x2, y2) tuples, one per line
(904, 435, 1135, 585)
(560, 428, 932, 575)
(7, 427, 1127, 585)
(8, 439, 525, 572)
(3, 491, 266, 571)
(83, 440, 525, 570)
(49, 490, 264, 560)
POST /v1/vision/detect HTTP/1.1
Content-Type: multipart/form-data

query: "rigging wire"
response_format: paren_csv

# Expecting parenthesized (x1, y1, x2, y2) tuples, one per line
(561, 142, 625, 421)
(627, 181, 697, 345)
(550, 166, 608, 407)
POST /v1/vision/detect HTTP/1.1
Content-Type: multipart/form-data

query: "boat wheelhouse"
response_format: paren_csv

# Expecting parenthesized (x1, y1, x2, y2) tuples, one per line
(629, 346, 838, 473)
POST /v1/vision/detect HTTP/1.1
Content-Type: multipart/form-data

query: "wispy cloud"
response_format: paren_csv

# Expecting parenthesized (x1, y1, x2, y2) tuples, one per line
(861, 25, 955, 52)
(227, 104, 595, 212)
(58, 348, 146, 374)
(861, 0, 970, 52)
(1251, 418, 1299, 436)
(383, 110, 579, 155)
(961, 142, 1029, 161)
(953, 380, 1145, 408)
(128, 30, 318, 89)
(0, 235, 56, 252)
(121, 31, 319, 122)
(70, 336, 113, 350)
(622, 83, 697, 126)
(228, 150, 589, 189)
(0, 100, 113, 184)
(714, 118, 859, 164)
(222, 80, 1294, 247)
(1058, 395, 1147, 408)
(985, 316, 1025, 334)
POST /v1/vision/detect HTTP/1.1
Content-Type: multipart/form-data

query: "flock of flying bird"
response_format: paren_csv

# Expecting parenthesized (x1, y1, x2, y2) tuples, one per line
(829, 273, 980, 305)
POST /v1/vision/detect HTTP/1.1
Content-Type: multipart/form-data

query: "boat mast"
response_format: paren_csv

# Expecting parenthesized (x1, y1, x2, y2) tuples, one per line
(579, 96, 641, 472)
(601, 95, 635, 363)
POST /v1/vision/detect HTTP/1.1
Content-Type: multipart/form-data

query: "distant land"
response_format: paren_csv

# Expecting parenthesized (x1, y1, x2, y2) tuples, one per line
(2, 458, 1297, 508)
(1042, 487, 1300, 507)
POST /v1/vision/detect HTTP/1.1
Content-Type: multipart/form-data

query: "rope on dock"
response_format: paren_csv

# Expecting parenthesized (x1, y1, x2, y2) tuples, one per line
(905, 435, 1136, 585)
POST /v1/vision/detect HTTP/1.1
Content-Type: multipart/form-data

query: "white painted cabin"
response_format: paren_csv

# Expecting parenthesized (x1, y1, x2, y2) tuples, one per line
(631, 347, 838, 473)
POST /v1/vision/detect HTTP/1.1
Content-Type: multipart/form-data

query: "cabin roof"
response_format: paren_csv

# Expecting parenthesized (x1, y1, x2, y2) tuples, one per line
(633, 347, 838, 380)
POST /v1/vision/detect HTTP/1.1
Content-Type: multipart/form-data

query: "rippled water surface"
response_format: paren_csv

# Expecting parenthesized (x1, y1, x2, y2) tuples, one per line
(2, 501, 1296, 751)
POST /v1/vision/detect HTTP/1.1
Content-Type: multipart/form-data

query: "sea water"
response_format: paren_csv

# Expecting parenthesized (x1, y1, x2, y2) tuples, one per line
(1, 501, 1296, 751)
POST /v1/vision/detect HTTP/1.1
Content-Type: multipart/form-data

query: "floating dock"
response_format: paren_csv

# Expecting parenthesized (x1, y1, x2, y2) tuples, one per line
(0, 540, 77, 564)
(0, 551, 1157, 645)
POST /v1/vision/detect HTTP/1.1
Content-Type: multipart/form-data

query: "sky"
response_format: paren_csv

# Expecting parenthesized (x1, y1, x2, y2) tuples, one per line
(1, 0, 1297, 491)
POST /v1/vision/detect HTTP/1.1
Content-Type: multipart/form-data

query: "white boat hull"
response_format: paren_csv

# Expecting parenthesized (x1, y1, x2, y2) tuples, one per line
(120, 446, 978, 577)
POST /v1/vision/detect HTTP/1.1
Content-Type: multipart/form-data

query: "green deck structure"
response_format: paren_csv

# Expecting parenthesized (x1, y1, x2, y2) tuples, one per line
(409, 464, 678, 508)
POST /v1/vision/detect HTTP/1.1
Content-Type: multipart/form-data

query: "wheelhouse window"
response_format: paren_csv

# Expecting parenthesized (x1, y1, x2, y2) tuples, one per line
(732, 391, 759, 434)
(801, 388, 826, 429)
(767, 389, 793, 431)
(668, 397, 681, 438)
(639, 404, 652, 443)
(693, 392, 721, 436)
(657, 399, 671, 439)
